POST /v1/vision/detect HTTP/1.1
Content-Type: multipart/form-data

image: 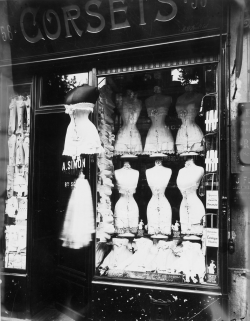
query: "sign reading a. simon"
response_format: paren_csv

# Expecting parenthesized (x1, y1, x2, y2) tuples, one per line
(0, 0, 223, 65)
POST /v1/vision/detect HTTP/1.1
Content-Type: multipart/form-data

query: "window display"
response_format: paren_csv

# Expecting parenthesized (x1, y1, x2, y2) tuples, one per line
(4, 85, 31, 270)
(96, 65, 219, 286)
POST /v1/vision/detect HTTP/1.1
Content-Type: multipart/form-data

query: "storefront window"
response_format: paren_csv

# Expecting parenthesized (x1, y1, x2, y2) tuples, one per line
(41, 72, 89, 106)
(95, 64, 219, 286)
(4, 83, 31, 270)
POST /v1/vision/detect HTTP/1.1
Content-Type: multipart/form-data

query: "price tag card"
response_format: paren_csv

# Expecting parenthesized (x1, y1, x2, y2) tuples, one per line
(206, 228, 219, 247)
(206, 190, 218, 209)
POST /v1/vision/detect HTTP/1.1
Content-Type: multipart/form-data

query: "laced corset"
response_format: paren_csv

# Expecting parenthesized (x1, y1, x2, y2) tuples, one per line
(179, 183, 199, 197)
(176, 103, 198, 124)
(117, 184, 136, 196)
(147, 106, 168, 125)
(120, 100, 141, 127)
(151, 186, 166, 197)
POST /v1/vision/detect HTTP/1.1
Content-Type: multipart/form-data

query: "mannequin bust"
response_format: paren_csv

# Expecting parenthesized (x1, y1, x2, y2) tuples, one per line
(22, 133, 29, 166)
(114, 89, 143, 156)
(114, 162, 139, 236)
(8, 134, 16, 166)
(144, 86, 174, 154)
(146, 159, 172, 237)
(25, 96, 31, 133)
(16, 97, 25, 135)
(176, 158, 205, 235)
(63, 103, 103, 157)
(15, 134, 24, 165)
(175, 85, 204, 154)
(8, 98, 17, 135)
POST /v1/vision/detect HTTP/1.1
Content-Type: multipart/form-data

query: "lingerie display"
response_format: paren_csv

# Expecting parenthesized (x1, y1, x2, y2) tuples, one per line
(60, 172, 95, 249)
(62, 84, 103, 157)
(146, 160, 172, 236)
(114, 162, 139, 235)
(176, 158, 205, 235)
(114, 90, 143, 156)
(175, 85, 204, 155)
(99, 237, 206, 283)
(62, 103, 104, 157)
(4, 95, 30, 269)
(144, 86, 174, 154)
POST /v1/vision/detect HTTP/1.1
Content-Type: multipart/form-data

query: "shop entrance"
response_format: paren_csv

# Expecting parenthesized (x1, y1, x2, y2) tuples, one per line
(31, 112, 91, 320)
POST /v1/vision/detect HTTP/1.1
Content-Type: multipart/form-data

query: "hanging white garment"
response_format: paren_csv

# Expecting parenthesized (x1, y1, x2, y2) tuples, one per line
(63, 103, 104, 158)
(60, 173, 95, 249)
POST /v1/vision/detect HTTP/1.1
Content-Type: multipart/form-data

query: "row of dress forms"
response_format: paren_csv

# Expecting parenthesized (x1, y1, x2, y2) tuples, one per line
(100, 237, 206, 283)
(5, 96, 30, 268)
(114, 86, 204, 156)
(114, 158, 205, 237)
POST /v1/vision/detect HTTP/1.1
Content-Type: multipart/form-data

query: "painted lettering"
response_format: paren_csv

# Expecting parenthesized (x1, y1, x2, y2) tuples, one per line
(61, 5, 83, 38)
(86, 0, 105, 33)
(68, 160, 71, 169)
(155, 0, 177, 22)
(109, 0, 131, 31)
(20, 8, 45, 43)
(43, 9, 61, 40)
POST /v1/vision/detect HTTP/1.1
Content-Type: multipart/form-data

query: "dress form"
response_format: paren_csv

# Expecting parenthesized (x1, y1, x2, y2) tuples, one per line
(146, 160, 172, 237)
(16, 97, 25, 135)
(63, 104, 104, 157)
(175, 85, 204, 154)
(8, 134, 16, 166)
(25, 96, 31, 133)
(114, 90, 143, 156)
(114, 162, 139, 236)
(8, 98, 17, 135)
(15, 134, 24, 165)
(144, 86, 174, 155)
(176, 158, 205, 236)
(22, 134, 29, 166)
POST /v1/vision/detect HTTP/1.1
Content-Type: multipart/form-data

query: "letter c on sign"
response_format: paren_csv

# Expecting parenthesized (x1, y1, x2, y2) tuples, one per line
(20, 7, 45, 43)
(155, 0, 177, 22)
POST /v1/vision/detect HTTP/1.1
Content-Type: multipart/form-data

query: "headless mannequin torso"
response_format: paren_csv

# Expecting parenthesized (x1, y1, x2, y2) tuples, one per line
(114, 90, 142, 156)
(146, 160, 172, 237)
(176, 158, 205, 236)
(144, 86, 174, 154)
(114, 162, 139, 236)
(63, 104, 103, 157)
(175, 85, 204, 154)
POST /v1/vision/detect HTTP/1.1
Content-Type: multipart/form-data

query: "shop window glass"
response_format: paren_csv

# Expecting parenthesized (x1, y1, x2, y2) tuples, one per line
(41, 72, 89, 106)
(95, 64, 219, 286)
(4, 83, 31, 270)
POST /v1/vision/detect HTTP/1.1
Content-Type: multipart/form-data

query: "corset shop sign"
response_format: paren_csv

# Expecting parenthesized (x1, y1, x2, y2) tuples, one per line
(1, 0, 222, 63)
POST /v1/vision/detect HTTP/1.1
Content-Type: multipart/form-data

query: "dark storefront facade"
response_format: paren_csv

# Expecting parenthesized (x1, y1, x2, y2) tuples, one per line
(0, 1, 249, 320)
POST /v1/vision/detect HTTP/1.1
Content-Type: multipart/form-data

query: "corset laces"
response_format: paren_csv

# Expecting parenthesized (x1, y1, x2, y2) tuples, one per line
(181, 183, 200, 231)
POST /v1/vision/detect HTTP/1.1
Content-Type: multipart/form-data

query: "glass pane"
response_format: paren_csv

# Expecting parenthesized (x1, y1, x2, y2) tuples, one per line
(41, 72, 89, 106)
(95, 64, 219, 285)
(4, 83, 31, 270)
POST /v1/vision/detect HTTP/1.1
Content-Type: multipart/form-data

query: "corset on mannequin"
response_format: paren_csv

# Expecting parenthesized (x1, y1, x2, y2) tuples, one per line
(175, 85, 204, 154)
(144, 86, 174, 154)
(146, 160, 172, 237)
(63, 103, 104, 157)
(114, 89, 143, 156)
(114, 162, 139, 235)
(176, 158, 205, 235)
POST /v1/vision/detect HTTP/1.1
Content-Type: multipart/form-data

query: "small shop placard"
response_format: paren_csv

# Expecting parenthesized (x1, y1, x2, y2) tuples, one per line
(206, 190, 219, 209)
(206, 228, 219, 247)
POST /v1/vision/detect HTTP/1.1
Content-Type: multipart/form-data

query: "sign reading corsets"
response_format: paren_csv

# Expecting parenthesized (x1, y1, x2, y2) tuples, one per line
(0, 0, 223, 65)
